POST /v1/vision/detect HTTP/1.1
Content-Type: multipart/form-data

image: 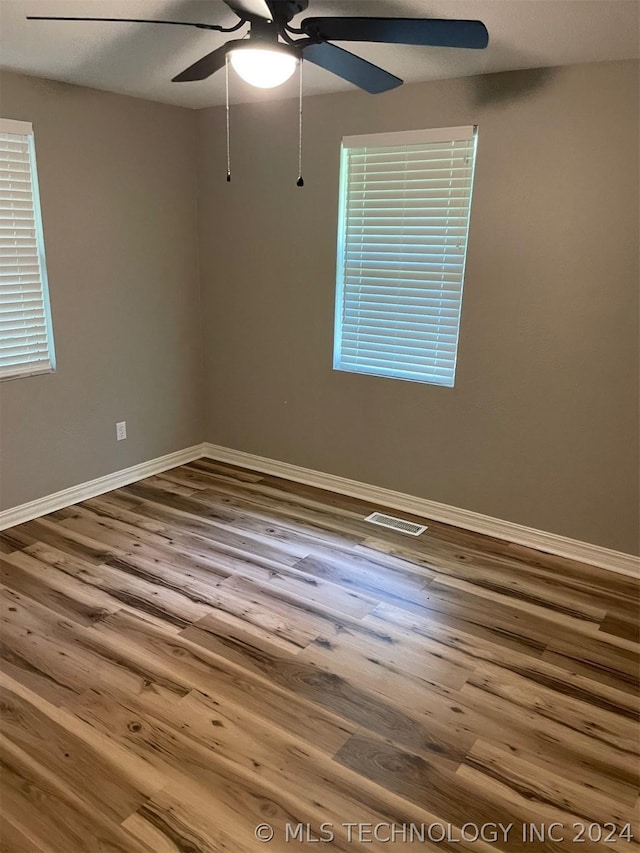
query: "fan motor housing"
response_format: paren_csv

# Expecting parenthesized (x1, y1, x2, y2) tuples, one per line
(271, 1, 309, 24)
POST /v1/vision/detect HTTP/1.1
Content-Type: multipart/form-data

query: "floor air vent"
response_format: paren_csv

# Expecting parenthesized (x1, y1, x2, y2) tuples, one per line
(364, 512, 428, 536)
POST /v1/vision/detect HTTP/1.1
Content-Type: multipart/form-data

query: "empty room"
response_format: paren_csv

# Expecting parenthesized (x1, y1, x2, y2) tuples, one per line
(0, 0, 638, 850)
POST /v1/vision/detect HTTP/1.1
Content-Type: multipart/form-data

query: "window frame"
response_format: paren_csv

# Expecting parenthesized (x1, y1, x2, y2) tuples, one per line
(333, 125, 478, 388)
(0, 117, 56, 382)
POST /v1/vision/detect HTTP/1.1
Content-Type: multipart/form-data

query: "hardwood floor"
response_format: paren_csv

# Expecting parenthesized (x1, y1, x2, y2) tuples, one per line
(0, 458, 638, 852)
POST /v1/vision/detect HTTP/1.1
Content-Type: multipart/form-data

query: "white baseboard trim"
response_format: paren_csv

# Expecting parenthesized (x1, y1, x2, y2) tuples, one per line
(0, 443, 205, 531)
(202, 442, 640, 578)
(2, 441, 637, 578)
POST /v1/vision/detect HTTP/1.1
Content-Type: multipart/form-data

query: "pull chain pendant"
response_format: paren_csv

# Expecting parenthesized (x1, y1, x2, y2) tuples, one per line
(296, 57, 304, 187)
(225, 54, 231, 182)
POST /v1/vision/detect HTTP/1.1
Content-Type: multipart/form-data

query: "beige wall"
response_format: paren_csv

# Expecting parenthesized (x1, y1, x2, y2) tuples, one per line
(0, 71, 203, 509)
(1, 62, 637, 555)
(197, 60, 639, 555)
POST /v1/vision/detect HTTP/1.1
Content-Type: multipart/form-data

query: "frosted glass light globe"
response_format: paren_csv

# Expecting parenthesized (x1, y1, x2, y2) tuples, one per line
(230, 47, 298, 89)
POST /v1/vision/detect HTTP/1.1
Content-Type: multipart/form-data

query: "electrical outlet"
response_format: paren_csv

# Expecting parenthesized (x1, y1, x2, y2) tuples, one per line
(116, 421, 127, 441)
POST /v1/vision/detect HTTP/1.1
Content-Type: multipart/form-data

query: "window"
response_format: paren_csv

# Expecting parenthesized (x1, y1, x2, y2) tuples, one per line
(0, 118, 55, 380)
(333, 126, 477, 387)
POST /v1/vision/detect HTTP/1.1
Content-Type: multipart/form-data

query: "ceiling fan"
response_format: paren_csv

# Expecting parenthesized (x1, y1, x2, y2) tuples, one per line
(27, 0, 489, 93)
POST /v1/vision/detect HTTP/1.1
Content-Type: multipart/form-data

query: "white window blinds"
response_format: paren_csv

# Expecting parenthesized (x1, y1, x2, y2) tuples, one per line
(334, 126, 477, 387)
(0, 118, 55, 380)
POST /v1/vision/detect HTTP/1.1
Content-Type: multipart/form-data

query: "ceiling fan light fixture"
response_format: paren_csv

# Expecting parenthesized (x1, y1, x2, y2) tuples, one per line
(229, 45, 298, 88)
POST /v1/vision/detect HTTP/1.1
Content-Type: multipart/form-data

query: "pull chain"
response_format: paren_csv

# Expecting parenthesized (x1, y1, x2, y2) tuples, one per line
(225, 54, 231, 182)
(296, 57, 304, 187)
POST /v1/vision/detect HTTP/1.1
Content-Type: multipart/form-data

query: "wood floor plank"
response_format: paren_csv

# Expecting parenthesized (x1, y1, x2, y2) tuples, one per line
(69, 687, 399, 827)
(122, 803, 240, 853)
(180, 620, 478, 769)
(297, 629, 473, 704)
(137, 688, 503, 853)
(430, 573, 608, 634)
(191, 480, 370, 554)
(334, 730, 549, 853)
(1, 551, 114, 627)
(5, 547, 212, 633)
(291, 553, 433, 609)
(176, 576, 327, 653)
(465, 664, 638, 752)
(182, 458, 267, 483)
(599, 610, 640, 643)
(0, 517, 123, 564)
(366, 602, 638, 722)
(45, 688, 361, 853)
(460, 739, 637, 834)
(95, 490, 307, 578)
(366, 587, 550, 658)
(359, 534, 637, 624)
(1, 586, 189, 705)
(541, 634, 640, 695)
(122, 481, 316, 561)
(19, 540, 232, 635)
(0, 457, 638, 852)
(454, 681, 638, 806)
(364, 601, 546, 668)
(0, 817, 47, 852)
(0, 681, 160, 823)
(0, 538, 20, 555)
(0, 735, 154, 853)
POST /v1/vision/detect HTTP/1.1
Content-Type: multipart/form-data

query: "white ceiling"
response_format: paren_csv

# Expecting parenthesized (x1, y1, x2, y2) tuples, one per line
(0, 0, 638, 108)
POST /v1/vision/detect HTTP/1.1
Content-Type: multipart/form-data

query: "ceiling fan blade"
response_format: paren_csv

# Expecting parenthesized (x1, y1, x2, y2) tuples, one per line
(223, 0, 271, 21)
(302, 41, 402, 94)
(301, 17, 489, 49)
(26, 16, 236, 31)
(172, 44, 230, 83)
